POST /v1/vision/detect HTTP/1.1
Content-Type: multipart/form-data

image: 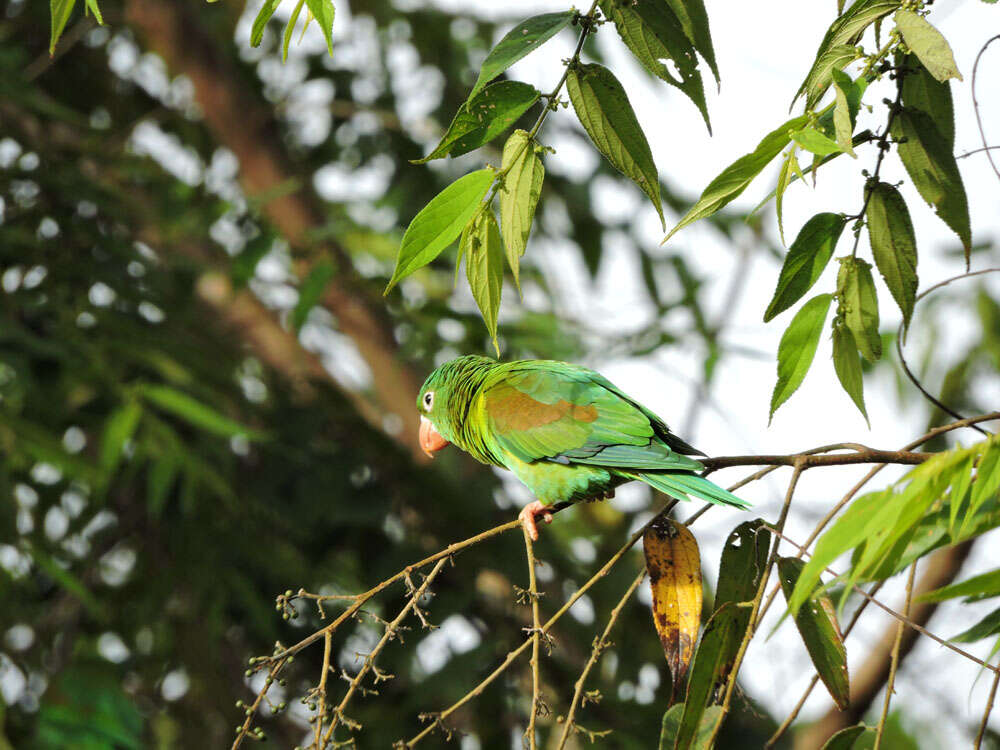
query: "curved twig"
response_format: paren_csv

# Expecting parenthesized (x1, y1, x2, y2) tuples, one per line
(972, 35, 1000, 184)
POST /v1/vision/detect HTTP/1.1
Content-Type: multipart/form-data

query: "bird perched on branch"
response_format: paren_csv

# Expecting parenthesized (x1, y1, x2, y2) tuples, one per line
(417, 355, 749, 540)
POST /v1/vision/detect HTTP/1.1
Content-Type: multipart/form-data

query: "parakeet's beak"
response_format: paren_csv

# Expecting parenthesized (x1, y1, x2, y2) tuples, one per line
(419, 415, 450, 458)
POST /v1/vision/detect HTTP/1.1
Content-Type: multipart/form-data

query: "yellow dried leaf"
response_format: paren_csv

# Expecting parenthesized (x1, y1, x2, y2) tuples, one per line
(643, 514, 702, 699)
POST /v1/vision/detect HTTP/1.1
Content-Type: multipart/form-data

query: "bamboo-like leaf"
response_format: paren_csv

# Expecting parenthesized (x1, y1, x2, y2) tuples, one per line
(715, 519, 771, 610)
(967, 441, 1000, 528)
(952, 607, 1000, 643)
(282, 0, 306, 61)
(468, 11, 575, 103)
(837, 257, 881, 362)
(463, 211, 505, 353)
(899, 52, 954, 147)
(665, 114, 809, 242)
(832, 320, 868, 421)
(890, 106, 971, 259)
(866, 182, 918, 328)
(821, 726, 875, 750)
(499, 130, 544, 292)
(84, 0, 102, 24)
(894, 10, 962, 82)
(664, 0, 719, 84)
(600, 0, 710, 130)
(140, 385, 268, 440)
(414, 82, 540, 164)
(919, 568, 1000, 604)
(777, 557, 850, 710)
(385, 169, 495, 291)
(50, 0, 77, 54)
(304, 0, 335, 56)
(567, 63, 664, 228)
(644, 515, 703, 697)
(770, 294, 834, 420)
(659, 703, 723, 750)
(766, 214, 845, 322)
(252, 0, 282, 47)
(100, 401, 143, 477)
(292, 261, 335, 332)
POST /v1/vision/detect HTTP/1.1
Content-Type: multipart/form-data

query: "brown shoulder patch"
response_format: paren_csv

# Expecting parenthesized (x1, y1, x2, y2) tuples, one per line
(490, 388, 598, 433)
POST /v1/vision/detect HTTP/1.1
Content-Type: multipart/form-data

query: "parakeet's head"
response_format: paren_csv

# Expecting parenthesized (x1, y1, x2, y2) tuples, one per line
(416, 355, 495, 458)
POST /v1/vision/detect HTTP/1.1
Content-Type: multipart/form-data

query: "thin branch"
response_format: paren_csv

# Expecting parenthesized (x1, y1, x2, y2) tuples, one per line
(975, 668, 1000, 750)
(522, 527, 543, 750)
(972, 35, 1000, 184)
(313, 631, 333, 747)
(556, 568, 646, 749)
(874, 561, 917, 750)
(957, 145, 1000, 160)
(701, 448, 932, 472)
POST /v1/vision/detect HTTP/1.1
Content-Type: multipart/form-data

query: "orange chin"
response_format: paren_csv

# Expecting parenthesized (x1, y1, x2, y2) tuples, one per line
(419, 416, 450, 458)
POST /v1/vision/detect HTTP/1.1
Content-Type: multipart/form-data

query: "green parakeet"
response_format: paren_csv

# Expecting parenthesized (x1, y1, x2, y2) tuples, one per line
(417, 355, 749, 539)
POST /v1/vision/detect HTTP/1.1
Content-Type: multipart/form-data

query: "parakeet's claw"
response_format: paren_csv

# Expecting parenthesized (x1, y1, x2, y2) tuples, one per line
(519, 501, 553, 542)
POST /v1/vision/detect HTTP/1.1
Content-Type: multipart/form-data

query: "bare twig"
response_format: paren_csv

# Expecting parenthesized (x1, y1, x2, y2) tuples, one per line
(874, 561, 917, 750)
(971, 35, 1000, 184)
(975, 668, 1000, 750)
(522, 528, 543, 749)
(701, 448, 932, 472)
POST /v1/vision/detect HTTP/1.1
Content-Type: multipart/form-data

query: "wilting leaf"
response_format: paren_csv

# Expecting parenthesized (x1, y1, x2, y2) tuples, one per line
(837, 257, 881, 362)
(468, 11, 575, 102)
(899, 52, 954, 147)
(866, 182, 918, 328)
(832, 320, 868, 422)
(414, 82, 540, 163)
(567, 63, 664, 227)
(821, 726, 876, 750)
(292, 261, 335, 332)
(770, 294, 834, 420)
(716, 519, 771, 610)
(894, 10, 962, 82)
(766, 214, 845, 321)
(498, 130, 544, 290)
(777, 557, 850, 709)
(644, 515, 703, 698)
(385, 169, 494, 291)
(463, 210, 505, 353)
(659, 703, 722, 750)
(140, 385, 267, 440)
(665, 114, 809, 242)
(890, 106, 971, 259)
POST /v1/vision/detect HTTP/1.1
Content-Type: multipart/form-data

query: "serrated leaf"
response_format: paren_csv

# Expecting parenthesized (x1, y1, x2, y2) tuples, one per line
(463, 211, 505, 353)
(251, 0, 282, 47)
(600, 0, 710, 131)
(498, 130, 544, 291)
(894, 10, 962, 82)
(468, 11, 575, 103)
(664, 0, 719, 84)
(140, 385, 267, 440)
(659, 703, 722, 750)
(778, 557, 850, 710)
(832, 321, 868, 421)
(665, 114, 809, 242)
(304, 0, 335, 56)
(385, 169, 495, 291)
(919, 568, 1000, 604)
(766, 215, 844, 321)
(567, 63, 664, 228)
(821, 726, 876, 750)
(899, 52, 954, 147)
(99, 401, 143, 477)
(292, 261, 335, 332)
(798, 44, 860, 111)
(866, 182, 918, 327)
(644, 515, 702, 698)
(50, 0, 76, 54)
(770, 294, 834, 420)
(282, 0, 306, 61)
(414, 82, 539, 164)
(890, 106, 971, 259)
(831, 70, 857, 156)
(791, 126, 845, 156)
(837, 257, 880, 362)
(715, 519, 771, 610)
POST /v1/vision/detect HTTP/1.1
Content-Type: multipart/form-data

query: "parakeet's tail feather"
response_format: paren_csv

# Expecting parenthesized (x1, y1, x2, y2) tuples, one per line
(633, 472, 751, 510)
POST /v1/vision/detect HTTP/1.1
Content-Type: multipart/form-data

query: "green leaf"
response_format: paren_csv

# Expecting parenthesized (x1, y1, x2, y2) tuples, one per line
(797, 44, 860, 111)
(894, 10, 962, 82)
(304, 0, 336, 56)
(951, 606, 1000, 644)
(866, 182, 918, 328)
(384, 169, 495, 291)
(463, 211, 505, 353)
(468, 11, 575, 103)
(832, 321, 868, 421)
(24, 541, 104, 619)
(251, 0, 282, 47)
(664, 0, 719, 84)
(147, 452, 179, 518)
(919, 568, 1000, 604)
(659, 703, 723, 750)
(140, 385, 267, 440)
(967, 441, 1000, 526)
(715, 519, 771, 610)
(600, 0, 710, 131)
(890, 106, 972, 259)
(498, 130, 544, 291)
(665, 114, 809, 242)
(777, 557, 850, 710)
(282, 0, 306, 61)
(99, 401, 143, 477)
(766, 215, 845, 321)
(822, 726, 876, 750)
(791, 126, 845, 157)
(84, 0, 103, 24)
(837, 257, 881, 362)
(292, 261, 335, 332)
(567, 63, 664, 228)
(231, 234, 273, 288)
(770, 294, 834, 420)
(899, 52, 954, 148)
(774, 146, 800, 243)
(414, 82, 540, 164)
(50, 0, 76, 54)
(831, 70, 857, 157)
(948, 454, 976, 538)
(676, 604, 748, 750)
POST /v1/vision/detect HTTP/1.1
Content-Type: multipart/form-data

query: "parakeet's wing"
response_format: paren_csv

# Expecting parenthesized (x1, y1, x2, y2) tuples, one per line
(481, 363, 703, 471)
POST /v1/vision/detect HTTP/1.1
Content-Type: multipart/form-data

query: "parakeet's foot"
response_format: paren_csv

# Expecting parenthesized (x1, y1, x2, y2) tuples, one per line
(519, 501, 553, 542)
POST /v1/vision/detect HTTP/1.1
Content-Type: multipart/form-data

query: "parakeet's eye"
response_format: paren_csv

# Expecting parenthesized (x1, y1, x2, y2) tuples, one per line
(422, 391, 434, 410)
